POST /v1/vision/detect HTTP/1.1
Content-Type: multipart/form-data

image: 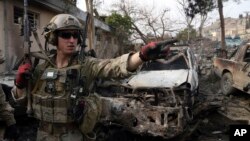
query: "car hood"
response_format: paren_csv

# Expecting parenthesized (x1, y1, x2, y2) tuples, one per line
(127, 70, 189, 88)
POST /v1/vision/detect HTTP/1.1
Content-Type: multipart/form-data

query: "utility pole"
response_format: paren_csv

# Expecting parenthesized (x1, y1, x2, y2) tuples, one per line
(85, 0, 95, 51)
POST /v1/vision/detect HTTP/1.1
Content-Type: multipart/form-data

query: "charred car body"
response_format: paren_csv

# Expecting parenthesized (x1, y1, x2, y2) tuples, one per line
(213, 43, 250, 95)
(96, 45, 199, 139)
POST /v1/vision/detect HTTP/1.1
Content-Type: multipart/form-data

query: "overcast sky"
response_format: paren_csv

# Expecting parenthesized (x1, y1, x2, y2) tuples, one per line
(77, 0, 250, 20)
(222, 0, 250, 18)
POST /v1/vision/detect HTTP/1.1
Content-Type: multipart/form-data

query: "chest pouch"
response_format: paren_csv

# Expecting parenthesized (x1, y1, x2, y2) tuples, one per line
(66, 68, 87, 98)
(41, 68, 59, 94)
(66, 68, 88, 123)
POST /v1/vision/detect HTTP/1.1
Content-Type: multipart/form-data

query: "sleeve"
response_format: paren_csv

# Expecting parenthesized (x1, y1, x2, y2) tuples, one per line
(85, 53, 137, 79)
(0, 85, 16, 126)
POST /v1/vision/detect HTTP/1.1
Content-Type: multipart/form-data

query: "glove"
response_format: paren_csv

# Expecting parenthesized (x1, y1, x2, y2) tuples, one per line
(139, 41, 171, 61)
(15, 62, 32, 89)
(87, 49, 96, 57)
(4, 124, 19, 140)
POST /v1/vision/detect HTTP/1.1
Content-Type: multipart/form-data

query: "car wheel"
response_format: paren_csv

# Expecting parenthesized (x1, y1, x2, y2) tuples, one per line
(221, 72, 236, 95)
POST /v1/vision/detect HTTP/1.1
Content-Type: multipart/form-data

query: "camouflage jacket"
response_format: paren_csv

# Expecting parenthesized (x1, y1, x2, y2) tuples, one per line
(0, 85, 16, 126)
(32, 53, 134, 92)
(12, 52, 135, 105)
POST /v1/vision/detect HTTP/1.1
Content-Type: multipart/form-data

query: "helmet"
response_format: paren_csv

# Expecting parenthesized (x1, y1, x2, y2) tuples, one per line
(44, 14, 82, 46)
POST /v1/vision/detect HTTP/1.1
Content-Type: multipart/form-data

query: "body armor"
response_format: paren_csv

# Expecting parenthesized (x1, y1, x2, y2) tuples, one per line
(32, 64, 82, 123)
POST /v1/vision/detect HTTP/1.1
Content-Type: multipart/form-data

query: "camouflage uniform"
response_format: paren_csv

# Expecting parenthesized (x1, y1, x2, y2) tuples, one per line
(0, 51, 15, 127)
(12, 53, 134, 141)
(0, 55, 15, 139)
(0, 84, 16, 126)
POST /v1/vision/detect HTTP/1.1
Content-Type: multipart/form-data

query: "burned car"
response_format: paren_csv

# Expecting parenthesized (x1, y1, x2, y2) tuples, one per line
(213, 43, 250, 95)
(96, 45, 199, 140)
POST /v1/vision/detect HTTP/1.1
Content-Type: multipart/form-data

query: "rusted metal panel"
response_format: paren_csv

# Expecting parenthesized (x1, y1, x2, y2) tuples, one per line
(213, 43, 250, 94)
(213, 57, 236, 77)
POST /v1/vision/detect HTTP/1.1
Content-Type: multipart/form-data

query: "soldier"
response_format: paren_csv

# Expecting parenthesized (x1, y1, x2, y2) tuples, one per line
(0, 61, 19, 140)
(11, 14, 171, 141)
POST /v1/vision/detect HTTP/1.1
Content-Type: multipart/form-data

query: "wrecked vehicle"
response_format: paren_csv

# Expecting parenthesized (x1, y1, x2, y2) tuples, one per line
(213, 43, 250, 95)
(96, 45, 199, 139)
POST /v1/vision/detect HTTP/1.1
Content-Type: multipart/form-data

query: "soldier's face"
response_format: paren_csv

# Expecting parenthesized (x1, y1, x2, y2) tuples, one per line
(57, 30, 79, 55)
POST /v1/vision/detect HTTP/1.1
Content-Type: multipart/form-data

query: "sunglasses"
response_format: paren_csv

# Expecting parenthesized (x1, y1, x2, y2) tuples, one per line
(57, 31, 80, 39)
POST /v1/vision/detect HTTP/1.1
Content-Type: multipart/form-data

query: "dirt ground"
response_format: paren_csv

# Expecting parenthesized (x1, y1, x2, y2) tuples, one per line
(183, 73, 250, 141)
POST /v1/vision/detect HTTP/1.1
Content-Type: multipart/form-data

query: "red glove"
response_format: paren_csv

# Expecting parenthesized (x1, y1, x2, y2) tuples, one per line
(15, 62, 32, 89)
(139, 41, 171, 61)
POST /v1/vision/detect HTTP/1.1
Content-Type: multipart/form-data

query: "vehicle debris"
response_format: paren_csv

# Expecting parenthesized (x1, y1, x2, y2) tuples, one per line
(95, 45, 201, 139)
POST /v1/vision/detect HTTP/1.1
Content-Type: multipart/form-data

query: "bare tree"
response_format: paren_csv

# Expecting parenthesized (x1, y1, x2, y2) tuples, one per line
(177, 0, 195, 41)
(215, 0, 242, 57)
(110, 0, 177, 44)
(198, 14, 208, 38)
(217, 0, 227, 57)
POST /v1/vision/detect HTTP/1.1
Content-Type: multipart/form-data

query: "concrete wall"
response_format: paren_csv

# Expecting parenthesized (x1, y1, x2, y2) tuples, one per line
(0, 0, 5, 72)
(95, 32, 120, 59)
(203, 17, 250, 41)
(0, 0, 58, 73)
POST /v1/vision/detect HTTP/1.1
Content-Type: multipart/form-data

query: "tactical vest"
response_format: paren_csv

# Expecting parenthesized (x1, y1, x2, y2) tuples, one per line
(32, 64, 84, 123)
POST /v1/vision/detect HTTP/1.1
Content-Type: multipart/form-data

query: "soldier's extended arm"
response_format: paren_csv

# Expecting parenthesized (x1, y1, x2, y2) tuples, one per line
(86, 40, 174, 79)
(127, 39, 177, 71)
(127, 52, 143, 72)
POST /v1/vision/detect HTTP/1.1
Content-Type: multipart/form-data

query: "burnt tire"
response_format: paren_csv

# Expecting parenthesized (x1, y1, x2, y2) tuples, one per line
(221, 72, 236, 95)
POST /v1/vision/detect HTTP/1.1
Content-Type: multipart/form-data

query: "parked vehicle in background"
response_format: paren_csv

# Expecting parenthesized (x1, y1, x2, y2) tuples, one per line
(215, 36, 243, 49)
(225, 36, 242, 48)
(95, 45, 199, 140)
(213, 43, 250, 95)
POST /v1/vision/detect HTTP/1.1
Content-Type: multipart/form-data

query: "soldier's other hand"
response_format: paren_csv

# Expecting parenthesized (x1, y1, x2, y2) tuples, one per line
(139, 41, 171, 61)
(15, 62, 32, 89)
(4, 124, 20, 140)
(87, 49, 96, 57)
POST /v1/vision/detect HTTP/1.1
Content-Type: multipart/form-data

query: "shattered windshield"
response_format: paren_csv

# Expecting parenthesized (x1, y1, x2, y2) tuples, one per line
(141, 55, 189, 71)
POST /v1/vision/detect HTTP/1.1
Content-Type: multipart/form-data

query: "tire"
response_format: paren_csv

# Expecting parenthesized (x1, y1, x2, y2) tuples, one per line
(221, 72, 236, 95)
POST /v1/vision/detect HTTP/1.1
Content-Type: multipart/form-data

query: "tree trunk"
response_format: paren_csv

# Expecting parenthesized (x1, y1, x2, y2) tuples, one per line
(199, 14, 207, 38)
(85, 0, 95, 51)
(217, 0, 227, 58)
